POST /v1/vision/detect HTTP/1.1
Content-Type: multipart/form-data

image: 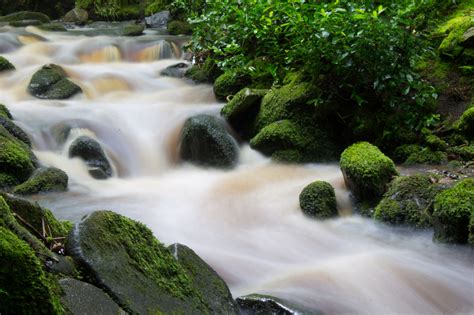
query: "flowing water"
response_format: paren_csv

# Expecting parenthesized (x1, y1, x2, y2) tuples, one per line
(1, 25, 473, 315)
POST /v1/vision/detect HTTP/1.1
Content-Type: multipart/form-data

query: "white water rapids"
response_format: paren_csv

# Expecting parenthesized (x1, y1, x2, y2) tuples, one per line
(1, 26, 473, 315)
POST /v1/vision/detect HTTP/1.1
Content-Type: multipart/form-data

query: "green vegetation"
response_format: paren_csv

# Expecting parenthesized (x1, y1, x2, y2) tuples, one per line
(213, 70, 252, 101)
(13, 167, 68, 195)
(299, 181, 338, 219)
(167, 20, 192, 35)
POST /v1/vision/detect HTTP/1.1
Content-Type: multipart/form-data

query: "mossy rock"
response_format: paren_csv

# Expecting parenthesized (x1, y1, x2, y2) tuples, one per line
(340, 142, 398, 204)
(169, 243, 239, 314)
(69, 136, 112, 179)
(299, 181, 337, 219)
(9, 19, 43, 27)
(392, 144, 423, 163)
(0, 222, 63, 314)
(167, 20, 192, 35)
(28, 64, 82, 100)
(456, 107, 474, 140)
(0, 56, 15, 72)
(38, 23, 67, 32)
(121, 23, 144, 36)
(0, 11, 51, 23)
(179, 115, 238, 169)
(0, 125, 36, 184)
(66, 211, 209, 314)
(236, 294, 323, 315)
(374, 174, 440, 228)
(221, 88, 267, 139)
(0, 104, 13, 119)
(437, 15, 474, 61)
(0, 193, 72, 238)
(63, 8, 88, 25)
(404, 148, 447, 165)
(432, 178, 474, 244)
(213, 70, 252, 101)
(250, 119, 336, 162)
(185, 58, 222, 83)
(0, 115, 31, 147)
(13, 167, 68, 195)
(424, 133, 448, 151)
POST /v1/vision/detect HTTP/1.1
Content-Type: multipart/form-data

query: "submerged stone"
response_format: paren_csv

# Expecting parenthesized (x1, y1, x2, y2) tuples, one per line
(299, 181, 338, 219)
(28, 64, 82, 100)
(180, 114, 238, 168)
(68, 136, 112, 179)
(66, 211, 209, 314)
(161, 62, 190, 78)
(13, 167, 68, 195)
(237, 294, 323, 315)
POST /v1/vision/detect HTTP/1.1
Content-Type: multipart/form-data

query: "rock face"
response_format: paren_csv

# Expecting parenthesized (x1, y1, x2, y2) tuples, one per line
(145, 10, 170, 28)
(66, 211, 210, 314)
(0, 56, 15, 72)
(374, 174, 439, 228)
(160, 62, 190, 78)
(13, 167, 68, 195)
(214, 70, 252, 101)
(299, 181, 338, 219)
(63, 8, 88, 25)
(432, 178, 474, 244)
(340, 142, 398, 205)
(237, 294, 323, 315)
(68, 136, 112, 179)
(180, 115, 239, 168)
(28, 64, 82, 100)
(59, 278, 126, 315)
(169, 243, 239, 315)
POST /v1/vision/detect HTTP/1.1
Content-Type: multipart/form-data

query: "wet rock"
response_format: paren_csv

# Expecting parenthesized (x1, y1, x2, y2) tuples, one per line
(63, 8, 88, 25)
(237, 294, 323, 315)
(28, 64, 82, 100)
(0, 56, 15, 72)
(180, 114, 239, 168)
(299, 181, 337, 219)
(59, 278, 126, 315)
(13, 167, 68, 195)
(161, 62, 190, 78)
(0, 11, 51, 23)
(145, 10, 170, 28)
(68, 136, 112, 179)
(0, 104, 13, 119)
(66, 211, 211, 314)
(0, 115, 31, 146)
(9, 19, 43, 27)
(122, 23, 144, 36)
(214, 70, 252, 101)
(169, 243, 239, 314)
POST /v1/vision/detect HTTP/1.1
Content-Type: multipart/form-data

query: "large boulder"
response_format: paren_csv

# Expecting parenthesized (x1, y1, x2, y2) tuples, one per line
(340, 142, 398, 204)
(432, 178, 474, 244)
(68, 136, 113, 179)
(145, 10, 170, 28)
(299, 181, 338, 219)
(236, 294, 322, 315)
(179, 115, 238, 168)
(13, 167, 68, 195)
(374, 174, 440, 228)
(169, 243, 239, 314)
(65, 211, 211, 314)
(0, 56, 15, 72)
(0, 224, 62, 314)
(59, 278, 126, 315)
(63, 8, 88, 25)
(28, 64, 82, 100)
(221, 88, 267, 139)
(213, 70, 252, 101)
(0, 11, 51, 23)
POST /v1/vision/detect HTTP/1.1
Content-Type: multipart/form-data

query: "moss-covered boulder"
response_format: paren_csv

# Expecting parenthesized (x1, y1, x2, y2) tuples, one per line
(63, 8, 88, 25)
(374, 174, 440, 228)
(404, 148, 448, 165)
(236, 294, 322, 315)
(66, 211, 209, 314)
(38, 23, 67, 32)
(0, 125, 36, 186)
(169, 243, 239, 314)
(392, 144, 423, 164)
(437, 15, 473, 61)
(221, 88, 267, 139)
(121, 23, 144, 36)
(299, 181, 337, 219)
(160, 62, 190, 78)
(179, 115, 238, 168)
(432, 178, 474, 244)
(28, 64, 82, 100)
(167, 20, 192, 35)
(0, 56, 15, 72)
(0, 114, 31, 147)
(0, 11, 51, 23)
(0, 104, 12, 119)
(13, 167, 68, 195)
(68, 136, 112, 179)
(457, 107, 474, 140)
(340, 142, 398, 204)
(213, 70, 252, 101)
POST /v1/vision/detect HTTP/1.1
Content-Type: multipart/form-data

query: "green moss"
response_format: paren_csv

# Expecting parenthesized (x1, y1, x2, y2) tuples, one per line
(447, 145, 474, 161)
(374, 174, 439, 228)
(122, 24, 144, 36)
(299, 181, 337, 219)
(432, 178, 474, 244)
(168, 20, 192, 35)
(0, 104, 12, 119)
(0, 225, 63, 314)
(13, 167, 68, 195)
(28, 64, 82, 100)
(437, 15, 473, 59)
(340, 142, 398, 203)
(392, 144, 423, 163)
(185, 58, 222, 83)
(425, 134, 448, 151)
(0, 56, 15, 72)
(0, 173, 19, 188)
(271, 149, 304, 163)
(0, 11, 51, 23)
(0, 125, 35, 182)
(405, 148, 447, 165)
(457, 107, 474, 139)
(213, 70, 252, 101)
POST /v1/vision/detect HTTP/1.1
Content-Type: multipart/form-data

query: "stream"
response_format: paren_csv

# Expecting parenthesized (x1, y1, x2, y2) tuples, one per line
(1, 25, 473, 315)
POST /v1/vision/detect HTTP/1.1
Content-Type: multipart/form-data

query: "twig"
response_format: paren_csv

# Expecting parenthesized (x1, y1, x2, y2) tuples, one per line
(13, 213, 48, 242)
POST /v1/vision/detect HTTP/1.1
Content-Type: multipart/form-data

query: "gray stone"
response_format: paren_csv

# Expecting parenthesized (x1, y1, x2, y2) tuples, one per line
(160, 62, 190, 78)
(63, 8, 88, 25)
(68, 136, 112, 179)
(145, 10, 170, 28)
